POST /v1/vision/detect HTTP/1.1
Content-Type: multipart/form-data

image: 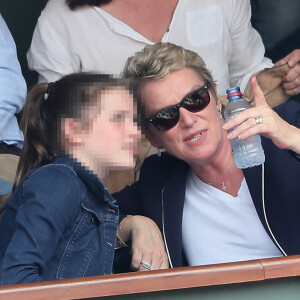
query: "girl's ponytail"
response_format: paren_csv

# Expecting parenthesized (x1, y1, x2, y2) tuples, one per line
(14, 83, 57, 189)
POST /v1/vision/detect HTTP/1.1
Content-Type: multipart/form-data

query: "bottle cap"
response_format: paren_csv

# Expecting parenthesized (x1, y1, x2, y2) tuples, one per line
(226, 87, 243, 100)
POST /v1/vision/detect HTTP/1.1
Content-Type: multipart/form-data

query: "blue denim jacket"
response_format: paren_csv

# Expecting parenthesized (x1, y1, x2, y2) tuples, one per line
(0, 155, 119, 285)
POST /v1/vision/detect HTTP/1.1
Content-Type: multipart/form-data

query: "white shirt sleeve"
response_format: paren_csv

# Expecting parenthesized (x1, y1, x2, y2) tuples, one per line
(27, 2, 80, 83)
(227, 0, 273, 90)
(27, 0, 274, 92)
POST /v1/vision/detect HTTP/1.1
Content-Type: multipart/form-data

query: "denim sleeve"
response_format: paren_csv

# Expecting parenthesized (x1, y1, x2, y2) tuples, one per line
(0, 165, 83, 285)
(0, 14, 27, 146)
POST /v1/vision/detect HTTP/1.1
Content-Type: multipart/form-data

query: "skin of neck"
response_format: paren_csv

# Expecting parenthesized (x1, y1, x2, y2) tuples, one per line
(61, 117, 107, 179)
(189, 131, 244, 195)
(70, 146, 107, 179)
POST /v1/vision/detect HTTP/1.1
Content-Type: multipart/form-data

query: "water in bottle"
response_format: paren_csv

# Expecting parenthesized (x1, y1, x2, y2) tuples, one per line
(224, 87, 265, 169)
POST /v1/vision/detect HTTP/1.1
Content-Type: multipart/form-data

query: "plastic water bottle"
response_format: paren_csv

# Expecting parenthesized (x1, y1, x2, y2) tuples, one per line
(224, 87, 265, 169)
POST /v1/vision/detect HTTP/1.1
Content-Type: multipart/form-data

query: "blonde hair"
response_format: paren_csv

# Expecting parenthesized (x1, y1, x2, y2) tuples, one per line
(123, 42, 216, 89)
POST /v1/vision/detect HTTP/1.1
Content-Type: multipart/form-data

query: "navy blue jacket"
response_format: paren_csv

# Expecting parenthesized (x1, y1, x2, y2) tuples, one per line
(0, 155, 119, 285)
(114, 101, 300, 268)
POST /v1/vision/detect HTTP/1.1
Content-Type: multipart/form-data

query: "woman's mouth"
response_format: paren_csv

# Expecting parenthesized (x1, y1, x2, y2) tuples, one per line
(184, 130, 207, 146)
(189, 133, 202, 142)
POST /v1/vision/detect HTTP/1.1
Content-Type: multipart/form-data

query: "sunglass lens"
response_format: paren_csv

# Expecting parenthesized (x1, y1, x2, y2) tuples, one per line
(151, 106, 179, 131)
(184, 87, 210, 112)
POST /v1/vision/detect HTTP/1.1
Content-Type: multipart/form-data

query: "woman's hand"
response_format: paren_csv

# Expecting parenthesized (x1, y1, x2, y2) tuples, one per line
(117, 215, 169, 271)
(275, 49, 300, 96)
(222, 77, 300, 153)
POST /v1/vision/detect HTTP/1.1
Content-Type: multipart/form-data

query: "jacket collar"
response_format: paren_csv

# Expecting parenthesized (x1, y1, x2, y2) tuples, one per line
(243, 165, 266, 228)
(52, 155, 118, 222)
(161, 159, 189, 268)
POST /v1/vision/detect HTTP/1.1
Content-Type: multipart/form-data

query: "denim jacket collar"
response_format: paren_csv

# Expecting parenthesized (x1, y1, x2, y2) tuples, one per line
(52, 154, 118, 223)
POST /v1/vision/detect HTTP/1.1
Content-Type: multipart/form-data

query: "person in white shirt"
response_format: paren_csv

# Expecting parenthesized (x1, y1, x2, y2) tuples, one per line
(27, 0, 277, 95)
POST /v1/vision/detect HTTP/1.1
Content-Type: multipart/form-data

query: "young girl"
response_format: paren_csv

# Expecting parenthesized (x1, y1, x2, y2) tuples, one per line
(0, 73, 168, 285)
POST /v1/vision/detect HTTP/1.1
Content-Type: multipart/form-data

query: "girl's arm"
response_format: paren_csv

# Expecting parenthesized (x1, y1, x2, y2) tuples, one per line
(0, 166, 81, 285)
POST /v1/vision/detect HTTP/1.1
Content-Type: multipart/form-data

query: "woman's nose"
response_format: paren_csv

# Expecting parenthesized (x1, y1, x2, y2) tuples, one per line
(179, 107, 197, 128)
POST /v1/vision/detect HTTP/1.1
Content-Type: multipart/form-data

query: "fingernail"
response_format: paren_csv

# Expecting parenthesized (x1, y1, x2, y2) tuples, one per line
(222, 124, 228, 130)
(227, 132, 233, 139)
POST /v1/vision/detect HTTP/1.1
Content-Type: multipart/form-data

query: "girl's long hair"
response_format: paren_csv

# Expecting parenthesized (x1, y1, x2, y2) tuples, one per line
(14, 73, 131, 189)
(15, 83, 54, 189)
(66, 0, 112, 10)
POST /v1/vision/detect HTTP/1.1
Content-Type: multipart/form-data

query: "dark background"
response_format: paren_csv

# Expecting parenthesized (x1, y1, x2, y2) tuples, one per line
(0, 0, 48, 88)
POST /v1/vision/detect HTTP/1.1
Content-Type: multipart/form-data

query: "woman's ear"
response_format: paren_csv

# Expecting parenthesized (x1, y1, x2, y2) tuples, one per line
(63, 118, 84, 146)
(212, 86, 224, 118)
(216, 99, 222, 113)
(211, 85, 221, 108)
(145, 131, 161, 148)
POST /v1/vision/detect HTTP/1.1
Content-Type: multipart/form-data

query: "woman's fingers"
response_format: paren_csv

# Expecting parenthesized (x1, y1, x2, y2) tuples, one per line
(223, 77, 268, 132)
(222, 104, 269, 136)
(125, 216, 169, 272)
(148, 231, 169, 270)
(222, 76, 299, 150)
(275, 49, 300, 68)
(130, 245, 144, 271)
(159, 254, 170, 269)
(250, 77, 267, 107)
(282, 63, 300, 95)
(226, 115, 265, 140)
(275, 50, 300, 95)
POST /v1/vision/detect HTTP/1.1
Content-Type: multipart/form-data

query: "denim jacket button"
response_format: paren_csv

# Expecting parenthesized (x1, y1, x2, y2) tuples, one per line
(91, 216, 95, 223)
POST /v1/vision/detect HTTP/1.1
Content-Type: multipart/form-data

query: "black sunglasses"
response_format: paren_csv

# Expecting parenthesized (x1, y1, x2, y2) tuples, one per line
(146, 83, 210, 131)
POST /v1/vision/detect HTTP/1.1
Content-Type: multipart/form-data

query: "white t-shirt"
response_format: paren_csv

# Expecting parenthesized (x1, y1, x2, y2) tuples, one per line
(182, 169, 282, 266)
(27, 0, 273, 95)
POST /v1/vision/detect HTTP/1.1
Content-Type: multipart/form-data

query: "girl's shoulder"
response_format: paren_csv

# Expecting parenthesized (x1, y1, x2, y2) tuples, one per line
(20, 161, 86, 204)
(7, 161, 86, 223)
(26, 161, 79, 182)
